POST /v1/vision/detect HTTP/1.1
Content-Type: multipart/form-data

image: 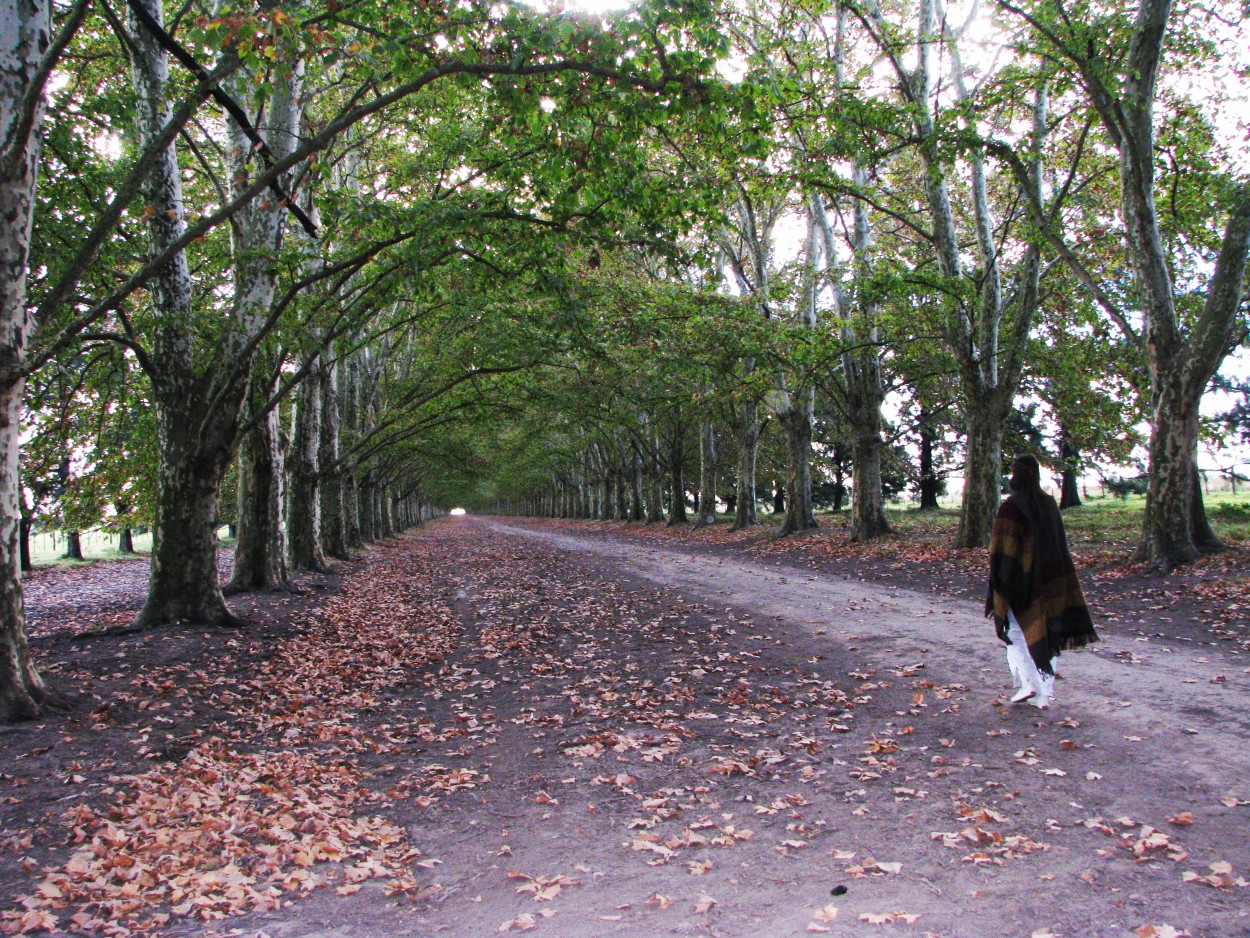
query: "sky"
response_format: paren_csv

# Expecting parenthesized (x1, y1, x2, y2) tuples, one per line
(525, 0, 634, 12)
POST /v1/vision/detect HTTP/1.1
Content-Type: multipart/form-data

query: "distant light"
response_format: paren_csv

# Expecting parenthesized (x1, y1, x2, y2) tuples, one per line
(450, 507, 467, 516)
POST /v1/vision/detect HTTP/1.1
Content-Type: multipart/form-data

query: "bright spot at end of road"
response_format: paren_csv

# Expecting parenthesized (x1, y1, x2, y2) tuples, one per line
(450, 508, 467, 516)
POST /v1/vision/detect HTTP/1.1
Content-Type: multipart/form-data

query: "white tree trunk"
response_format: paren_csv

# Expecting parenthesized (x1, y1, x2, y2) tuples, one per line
(0, 0, 53, 720)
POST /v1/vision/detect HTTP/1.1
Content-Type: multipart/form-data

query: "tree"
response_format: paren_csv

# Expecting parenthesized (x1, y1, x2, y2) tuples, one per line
(0, 0, 84, 720)
(998, 0, 1250, 567)
(851, 0, 1056, 548)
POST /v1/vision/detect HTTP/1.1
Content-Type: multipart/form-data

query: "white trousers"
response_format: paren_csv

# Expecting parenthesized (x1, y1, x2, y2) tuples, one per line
(1005, 611, 1055, 708)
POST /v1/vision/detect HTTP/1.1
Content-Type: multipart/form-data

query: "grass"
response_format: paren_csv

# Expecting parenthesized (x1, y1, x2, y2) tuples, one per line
(814, 489, 1250, 549)
(27, 527, 233, 568)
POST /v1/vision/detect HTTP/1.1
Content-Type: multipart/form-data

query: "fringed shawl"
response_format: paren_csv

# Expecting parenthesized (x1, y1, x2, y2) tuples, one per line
(986, 491, 1098, 674)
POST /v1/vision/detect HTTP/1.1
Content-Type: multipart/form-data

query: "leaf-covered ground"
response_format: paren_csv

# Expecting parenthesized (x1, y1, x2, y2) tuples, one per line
(2, 517, 1248, 937)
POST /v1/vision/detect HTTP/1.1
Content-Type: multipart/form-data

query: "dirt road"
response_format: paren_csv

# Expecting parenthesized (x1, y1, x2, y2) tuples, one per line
(8, 516, 1248, 938)
(243, 517, 1250, 938)
(487, 519, 1250, 788)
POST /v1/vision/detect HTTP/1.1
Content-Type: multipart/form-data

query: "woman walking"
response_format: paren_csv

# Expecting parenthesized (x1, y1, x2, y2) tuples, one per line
(986, 454, 1099, 708)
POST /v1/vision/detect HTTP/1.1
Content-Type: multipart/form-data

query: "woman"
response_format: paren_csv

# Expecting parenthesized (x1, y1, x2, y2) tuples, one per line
(986, 454, 1098, 708)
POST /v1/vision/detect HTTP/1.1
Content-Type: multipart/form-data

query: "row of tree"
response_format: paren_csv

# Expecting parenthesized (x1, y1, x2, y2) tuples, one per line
(1, 0, 1248, 721)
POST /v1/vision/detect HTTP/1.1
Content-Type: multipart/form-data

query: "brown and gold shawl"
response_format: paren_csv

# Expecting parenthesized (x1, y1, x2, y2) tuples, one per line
(986, 491, 1098, 674)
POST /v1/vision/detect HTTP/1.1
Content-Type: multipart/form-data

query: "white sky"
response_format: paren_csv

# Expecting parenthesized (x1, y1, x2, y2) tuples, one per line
(524, 0, 634, 12)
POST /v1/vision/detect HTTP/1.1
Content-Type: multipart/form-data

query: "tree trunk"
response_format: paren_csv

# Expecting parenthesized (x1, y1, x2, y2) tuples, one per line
(165, 0, 307, 602)
(287, 375, 329, 572)
(839, 274, 893, 537)
(666, 418, 688, 525)
(645, 427, 665, 523)
(127, 0, 264, 629)
(778, 392, 818, 537)
(918, 419, 941, 510)
(392, 493, 404, 530)
(0, 0, 53, 720)
(957, 401, 1007, 550)
(18, 516, 32, 572)
(614, 443, 629, 521)
(376, 485, 393, 538)
(63, 531, 83, 561)
(1135, 380, 1204, 566)
(1, 381, 52, 720)
(695, 416, 718, 526)
(226, 403, 288, 592)
(629, 444, 645, 521)
(118, 527, 135, 554)
(357, 471, 376, 544)
(574, 463, 588, 519)
(342, 472, 361, 547)
(732, 397, 759, 530)
(1022, 0, 1250, 565)
(1058, 431, 1081, 509)
(890, 3, 1041, 550)
(850, 425, 891, 542)
(135, 430, 237, 629)
(834, 174, 892, 542)
(1123, 176, 1249, 567)
(319, 360, 348, 559)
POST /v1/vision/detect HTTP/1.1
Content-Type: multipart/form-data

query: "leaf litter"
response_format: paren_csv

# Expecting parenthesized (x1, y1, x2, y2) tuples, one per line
(4, 517, 1250, 936)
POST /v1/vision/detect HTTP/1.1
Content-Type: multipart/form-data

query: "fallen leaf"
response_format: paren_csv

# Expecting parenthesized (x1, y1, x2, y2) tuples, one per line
(813, 904, 839, 922)
(499, 914, 537, 933)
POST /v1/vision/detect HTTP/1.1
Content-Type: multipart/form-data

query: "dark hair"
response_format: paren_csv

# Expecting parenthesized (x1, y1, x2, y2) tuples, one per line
(1008, 454, 1048, 519)
(1009, 454, 1041, 494)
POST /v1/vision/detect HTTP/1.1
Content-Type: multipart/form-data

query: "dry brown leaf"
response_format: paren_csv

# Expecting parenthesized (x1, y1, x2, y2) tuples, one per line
(499, 913, 537, 932)
(813, 904, 839, 922)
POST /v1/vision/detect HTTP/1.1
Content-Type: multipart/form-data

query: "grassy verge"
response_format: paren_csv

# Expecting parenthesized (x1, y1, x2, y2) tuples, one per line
(27, 527, 234, 568)
(810, 491, 1250, 549)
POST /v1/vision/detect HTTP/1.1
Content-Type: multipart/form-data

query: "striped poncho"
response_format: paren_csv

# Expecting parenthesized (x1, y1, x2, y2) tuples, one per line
(985, 491, 1098, 675)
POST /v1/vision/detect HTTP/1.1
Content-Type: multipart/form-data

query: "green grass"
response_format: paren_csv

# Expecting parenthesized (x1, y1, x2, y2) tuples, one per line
(813, 489, 1250, 548)
(27, 527, 233, 567)
(1061, 491, 1250, 546)
(28, 530, 152, 567)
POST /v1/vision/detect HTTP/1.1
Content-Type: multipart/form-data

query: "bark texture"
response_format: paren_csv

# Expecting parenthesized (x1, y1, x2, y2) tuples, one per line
(731, 397, 759, 530)
(226, 399, 288, 592)
(917, 417, 941, 510)
(62, 531, 83, 560)
(695, 416, 718, 526)
(319, 359, 349, 559)
(1058, 432, 1081, 509)
(778, 392, 817, 537)
(128, 0, 311, 625)
(0, 0, 55, 719)
(287, 374, 329, 572)
(644, 423, 665, 523)
(128, 70, 238, 625)
(666, 417, 688, 525)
